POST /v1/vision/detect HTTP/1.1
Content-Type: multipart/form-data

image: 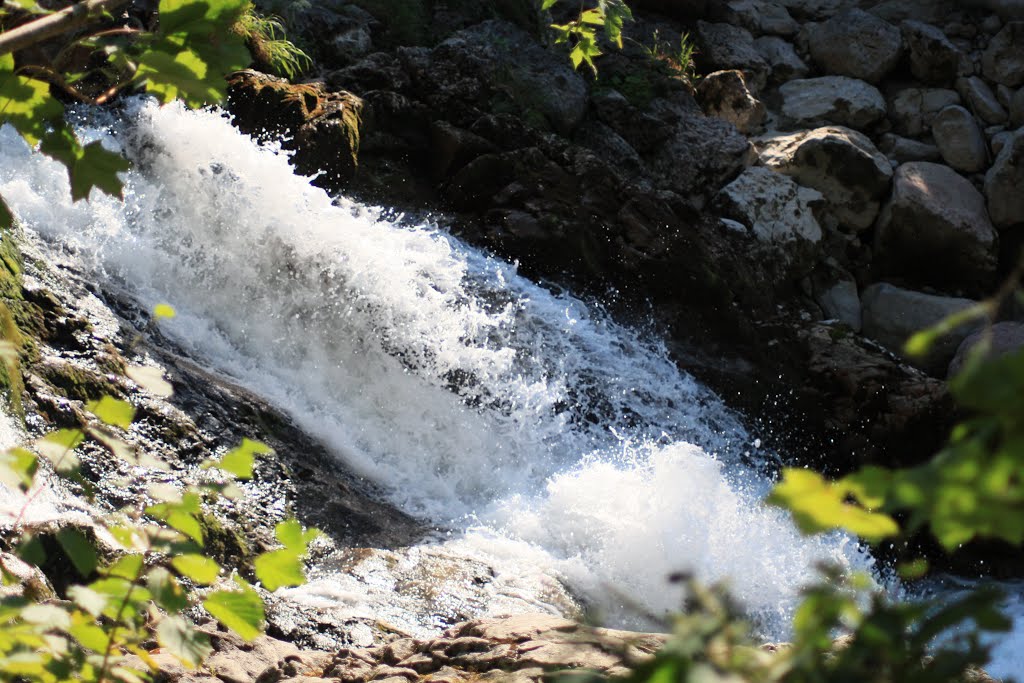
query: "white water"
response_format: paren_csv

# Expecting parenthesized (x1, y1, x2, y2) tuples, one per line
(0, 99, 891, 640)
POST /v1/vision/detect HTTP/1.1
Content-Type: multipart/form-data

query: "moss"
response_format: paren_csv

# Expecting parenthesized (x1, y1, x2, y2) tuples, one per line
(0, 230, 26, 417)
(198, 512, 253, 573)
(37, 362, 122, 402)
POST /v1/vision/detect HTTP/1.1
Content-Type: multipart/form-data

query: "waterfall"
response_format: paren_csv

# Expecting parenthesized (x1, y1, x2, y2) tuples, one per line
(2, 98, 876, 639)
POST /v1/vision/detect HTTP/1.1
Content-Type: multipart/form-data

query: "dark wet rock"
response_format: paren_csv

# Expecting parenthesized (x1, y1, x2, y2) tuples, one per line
(227, 70, 363, 187)
(887, 87, 961, 137)
(875, 162, 998, 293)
(902, 20, 961, 85)
(985, 129, 1024, 229)
(695, 21, 769, 92)
(932, 105, 989, 172)
(753, 36, 809, 83)
(948, 321, 1024, 377)
(710, 0, 800, 36)
(808, 9, 902, 84)
(861, 283, 983, 373)
(981, 21, 1024, 87)
(958, 76, 1009, 124)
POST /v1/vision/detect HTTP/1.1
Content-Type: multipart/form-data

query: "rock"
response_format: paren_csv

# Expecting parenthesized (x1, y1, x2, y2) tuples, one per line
(982, 22, 1024, 87)
(696, 70, 766, 133)
(984, 130, 1024, 228)
(695, 21, 770, 92)
(1011, 88, 1024, 127)
(875, 162, 999, 291)
(779, 76, 887, 130)
(776, 0, 857, 20)
(948, 321, 1024, 376)
(862, 283, 982, 371)
(957, 76, 1009, 124)
(753, 36, 809, 82)
(227, 71, 363, 187)
(932, 105, 989, 172)
(869, 0, 956, 23)
(878, 133, 942, 162)
(991, 130, 1013, 156)
(971, 0, 1024, 19)
(998, 84, 1014, 108)
(808, 9, 902, 83)
(714, 167, 824, 277)
(713, 0, 800, 35)
(902, 21, 961, 84)
(888, 87, 961, 136)
(812, 264, 862, 329)
(756, 126, 893, 231)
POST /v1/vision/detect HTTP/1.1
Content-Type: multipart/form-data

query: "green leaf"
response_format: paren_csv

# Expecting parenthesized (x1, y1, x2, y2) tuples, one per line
(21, 604, 70, 630)
(274, 519, 318, 550)
(154, 303, 177, 319)
(105, 554, 145, 580)
(254, 549, 304, 591)
(541, 0, 558, 8)
(217, 438, 272, 480)
(67, 586, 108, 618)
(36, 428, 84, 474)
(203, 583, 264, 641)
(171, 554, 220, 585)
(87, 396, 136, 429)
(0, 447, 38, 492)
(17, 535, 46, 566)
(767, 468, 900, 542)
(148, 566, 189, 612)
(56, 527, 98, 576)
(156, 615, 212, 668)
(0, 53, 64, 144)
(39, 126, 131, 202)
(69, 615, 110, 652)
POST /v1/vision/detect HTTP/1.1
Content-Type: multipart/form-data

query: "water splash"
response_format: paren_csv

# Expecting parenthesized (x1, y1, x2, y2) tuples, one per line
(0, 100, 872, 638)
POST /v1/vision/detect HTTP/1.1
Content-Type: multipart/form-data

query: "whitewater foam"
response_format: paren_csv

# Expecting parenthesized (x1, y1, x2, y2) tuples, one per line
(0, 100, 873, 638)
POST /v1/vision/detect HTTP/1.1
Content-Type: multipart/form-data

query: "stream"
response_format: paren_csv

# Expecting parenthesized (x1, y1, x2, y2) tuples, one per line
(0, 99, 1020, 678)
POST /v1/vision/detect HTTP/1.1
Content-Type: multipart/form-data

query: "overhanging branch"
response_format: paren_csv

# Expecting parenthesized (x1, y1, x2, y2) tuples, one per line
(0, 0, 133, 57)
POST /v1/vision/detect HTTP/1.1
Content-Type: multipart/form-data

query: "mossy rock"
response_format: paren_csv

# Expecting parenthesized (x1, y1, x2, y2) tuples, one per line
(198, 512, 253, 573)
(0, 230, 27, 417)
(36, 361, 123, 402)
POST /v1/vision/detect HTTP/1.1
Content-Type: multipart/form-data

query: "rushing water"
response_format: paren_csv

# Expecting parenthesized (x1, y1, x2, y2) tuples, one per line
(0, 100, 1017, 671)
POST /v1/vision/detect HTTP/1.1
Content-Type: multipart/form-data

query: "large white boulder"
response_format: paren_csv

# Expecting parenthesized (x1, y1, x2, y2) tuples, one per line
(779, 76, 886, 130)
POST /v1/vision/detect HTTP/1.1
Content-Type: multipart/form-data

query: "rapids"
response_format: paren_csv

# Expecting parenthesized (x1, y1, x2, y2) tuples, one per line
(3, 100, 1017, 673)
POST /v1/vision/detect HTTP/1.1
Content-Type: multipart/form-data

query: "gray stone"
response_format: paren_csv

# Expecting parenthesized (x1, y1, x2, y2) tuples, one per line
(932, 105, 989, 172)
(753, 36, 809, 82)
(958, 76, 1009, 124)
(903, 21, 961, 85)
(948, 322, 1024, 377)
(776, 0, 857, 20)
(869, 0, 956, 23)
(861, 283, 982, 371)
(982, 22, 1024, 87)
(715, 0, 800, 35)
(1011, 87, 1024, 127)
(697, 70, 766, 134)
(808, 9, 902, 83)
(875, 161, 999, 291)
(714, 167, 824, 277)
(756, 126, 892, 231)
(991, 130, 1013, 156)
(696, 22, 770, 92)
(813, 271, 862, 330)
(972, 0, 1024, 19)
(985, 130, 1024, 228)
(888, 87, 961, 136)
(780, 76, 886, 130)
(878, 133, 942, 162)
(998, 84, 1014, 108)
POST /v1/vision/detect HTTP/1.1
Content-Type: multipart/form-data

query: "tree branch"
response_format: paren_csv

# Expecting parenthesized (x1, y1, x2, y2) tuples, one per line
(0, 0, 133, 57)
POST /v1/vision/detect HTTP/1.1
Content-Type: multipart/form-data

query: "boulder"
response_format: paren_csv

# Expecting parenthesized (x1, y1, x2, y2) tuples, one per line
(957, 76, 1009, 124)
(991, 130, 1013, 156)
(875, 162, 999, 292)
(888, 87, 961, 136)
(695, 21, 770, 92)
(714, 167, 824, 277)
(712, 0, 800, 35)
(982, 22, 1024, 87)
(984, 129, 1024, 228)
(756, 126, 893, 231)
(776, 0, 857, 20)
(812, 264, 862, 329)
(931, 105, 989, 172)
(861, 282, 982, 372)
(948, 322, 1024, 377)
(1012, 87, 1024, 127)
(696, 70, 766, 134)
(878, 133, 942, 163)
(779, 76, 887, 130)
(902, 21, 961, 85)
(869, 0, 957, 23)
(808, 9, 902, 84)
(753, 36, 809, 82)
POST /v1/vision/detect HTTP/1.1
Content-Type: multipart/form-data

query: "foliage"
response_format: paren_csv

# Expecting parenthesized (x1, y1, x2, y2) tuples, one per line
(238, 10, 311, 80)
(546, 0, 633, 73)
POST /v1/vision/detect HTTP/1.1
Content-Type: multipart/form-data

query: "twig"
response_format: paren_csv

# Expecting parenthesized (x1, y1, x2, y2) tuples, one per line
(0, 0, 133, 57)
